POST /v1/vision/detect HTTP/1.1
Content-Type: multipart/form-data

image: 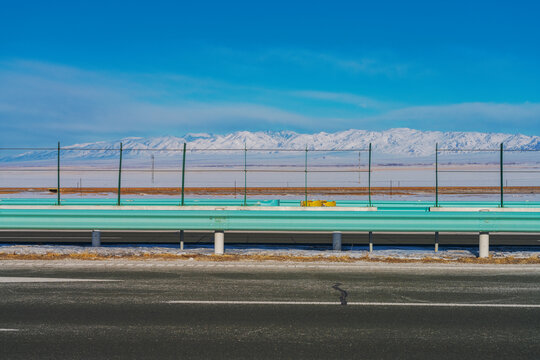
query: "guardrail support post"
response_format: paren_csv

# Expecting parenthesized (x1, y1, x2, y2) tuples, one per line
(479, 232, 489, 258)
(214, 231, 224, 255)
(332, 232, 342, 251)
(369, 231, 373, 253)
(434, 231, 439, 252)
(180, 230, 184, 250)
(92, 230, 101, 247)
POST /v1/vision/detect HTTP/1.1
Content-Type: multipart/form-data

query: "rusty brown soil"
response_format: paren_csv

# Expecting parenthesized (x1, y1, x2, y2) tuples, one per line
(1, 186, 540, 196)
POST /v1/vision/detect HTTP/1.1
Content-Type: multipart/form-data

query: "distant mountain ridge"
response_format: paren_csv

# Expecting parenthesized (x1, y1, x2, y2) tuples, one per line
(4, 128, 540, 162)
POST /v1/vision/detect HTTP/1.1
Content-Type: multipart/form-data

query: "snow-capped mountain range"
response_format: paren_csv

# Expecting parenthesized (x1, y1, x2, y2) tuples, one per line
(4, 128, 540, 162)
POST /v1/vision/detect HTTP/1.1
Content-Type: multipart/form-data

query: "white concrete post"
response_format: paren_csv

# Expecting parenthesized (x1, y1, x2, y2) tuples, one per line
(479, 232, 489, 258)
(179, 230, 184, 250)
(332, 232, 342, 251)
(369, 231, 373, 253)
(214, 231, 224, 255)
(434, 231, 439, 253)
(91, 230, 101, 247)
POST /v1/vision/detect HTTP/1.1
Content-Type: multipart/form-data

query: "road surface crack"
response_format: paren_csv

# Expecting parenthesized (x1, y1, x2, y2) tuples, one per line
(332, 283, 348, 305)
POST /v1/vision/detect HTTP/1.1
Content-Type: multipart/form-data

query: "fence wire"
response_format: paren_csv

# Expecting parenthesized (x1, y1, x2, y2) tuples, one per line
(1, 143, 539, 204)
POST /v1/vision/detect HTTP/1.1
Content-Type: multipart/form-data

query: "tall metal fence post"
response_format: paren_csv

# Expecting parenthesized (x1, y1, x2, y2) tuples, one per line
(435, 143, 439, 207)
(500, 142, 504, 208)
(179, 143, 187, 250)
(117, 142, 123, 206)
(368, 143, 372, 207)
(181, 142, 186, 206)
(304, 146, 308, 204)
(57, 141, 61, 205)
(243, 143, 247, 206)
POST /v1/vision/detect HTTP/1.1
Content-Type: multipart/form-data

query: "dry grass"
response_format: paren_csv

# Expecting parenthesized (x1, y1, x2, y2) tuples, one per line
(1, 252, 539, 264)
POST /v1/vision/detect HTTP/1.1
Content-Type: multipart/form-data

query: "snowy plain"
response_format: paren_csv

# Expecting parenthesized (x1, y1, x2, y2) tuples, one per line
(1, 128, 539, 202)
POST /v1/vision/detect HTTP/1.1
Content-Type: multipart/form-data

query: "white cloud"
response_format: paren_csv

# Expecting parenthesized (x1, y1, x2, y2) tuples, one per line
(255, 48, 414, 77)
(202, 46, 414, 78)
(1, 60, 539, 146)
(290, 90, 391, 109)
(0, 60, 327, 137)
(364, 102, 540, 128)
(314, 53, 410, 77)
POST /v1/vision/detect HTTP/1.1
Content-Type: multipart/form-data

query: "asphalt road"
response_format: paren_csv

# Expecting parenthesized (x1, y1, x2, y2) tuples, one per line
(2, 230, 540, 246)
(0, 262, 539, 359)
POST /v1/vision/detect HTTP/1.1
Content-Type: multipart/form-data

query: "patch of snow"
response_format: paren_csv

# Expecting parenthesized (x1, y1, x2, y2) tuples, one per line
(0, 244, 538, 262)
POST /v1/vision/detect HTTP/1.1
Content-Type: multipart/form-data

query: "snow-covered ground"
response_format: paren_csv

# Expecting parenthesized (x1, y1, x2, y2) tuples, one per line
(5, 192, 540, 202)
(1, 244, 538, 262)
(1, 163, 539, 191)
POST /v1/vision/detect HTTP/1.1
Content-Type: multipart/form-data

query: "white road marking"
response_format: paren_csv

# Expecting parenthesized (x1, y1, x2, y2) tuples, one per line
(168, 301, 342, 305)
(166, 300, 540, 308)
(347, 302, 540, 308)
(0, 277, 119, 283)
(0, 329, 19, 331)
(0, 236, 94, 239)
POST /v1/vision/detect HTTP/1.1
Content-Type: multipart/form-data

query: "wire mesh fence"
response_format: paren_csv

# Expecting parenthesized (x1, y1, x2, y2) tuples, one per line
(1, 142, 539, 204)
(436, 143, 540, 205)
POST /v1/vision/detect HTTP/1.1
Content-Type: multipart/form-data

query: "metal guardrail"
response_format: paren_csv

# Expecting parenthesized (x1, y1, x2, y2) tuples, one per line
(2, 200, 540, 232)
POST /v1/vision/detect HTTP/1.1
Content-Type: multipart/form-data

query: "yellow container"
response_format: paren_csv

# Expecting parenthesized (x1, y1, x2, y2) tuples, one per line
(310, 200, 323, 207)
(301, 200, 336, 207)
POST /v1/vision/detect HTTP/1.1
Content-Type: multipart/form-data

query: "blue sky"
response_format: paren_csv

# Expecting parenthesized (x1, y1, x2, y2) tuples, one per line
(1, 0, 539, 146)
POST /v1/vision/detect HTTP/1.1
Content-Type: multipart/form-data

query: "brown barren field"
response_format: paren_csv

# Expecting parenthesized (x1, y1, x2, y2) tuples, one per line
(1, 186, 540, 196)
